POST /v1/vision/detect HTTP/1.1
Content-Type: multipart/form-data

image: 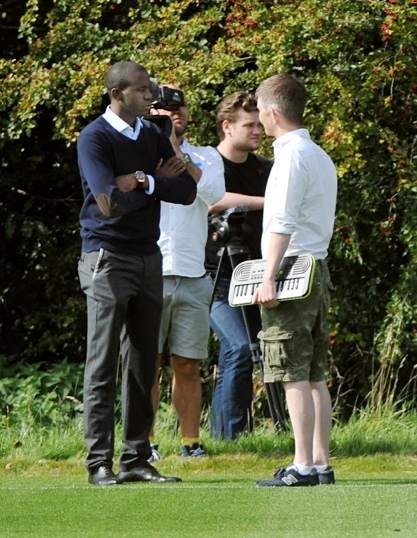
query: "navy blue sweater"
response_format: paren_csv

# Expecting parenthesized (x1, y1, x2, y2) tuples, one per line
(77, 117, 196, 255)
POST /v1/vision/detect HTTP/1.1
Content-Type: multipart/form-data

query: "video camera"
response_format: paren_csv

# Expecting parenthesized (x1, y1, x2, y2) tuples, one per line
(142, 79, 186, 136)
(150, 80, 185, 112)
(208, 206, 251, 244)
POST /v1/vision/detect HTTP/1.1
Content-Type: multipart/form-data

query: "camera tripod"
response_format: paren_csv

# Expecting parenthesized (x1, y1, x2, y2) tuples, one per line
(211, 243, 288, 432)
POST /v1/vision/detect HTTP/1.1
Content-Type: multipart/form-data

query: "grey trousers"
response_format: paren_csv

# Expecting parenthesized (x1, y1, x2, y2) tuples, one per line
(78, 248, 163, 473)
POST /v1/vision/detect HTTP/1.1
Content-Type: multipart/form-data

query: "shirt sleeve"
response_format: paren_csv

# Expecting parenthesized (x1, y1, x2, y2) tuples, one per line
(269, 148, 308, 236)
(182, 143, 225, 206)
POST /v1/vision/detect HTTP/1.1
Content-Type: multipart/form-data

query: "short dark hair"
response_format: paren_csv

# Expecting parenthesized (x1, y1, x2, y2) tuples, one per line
(215, 91, 259, 140)
(104, 61, 148, 95)
(256, 74, 306, 125)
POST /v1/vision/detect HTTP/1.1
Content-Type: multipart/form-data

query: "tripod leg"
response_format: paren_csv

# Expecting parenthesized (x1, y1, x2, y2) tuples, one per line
(243, 314, 288, 432)
(265, 383, 288, 431)
(256, 356, 288, 432)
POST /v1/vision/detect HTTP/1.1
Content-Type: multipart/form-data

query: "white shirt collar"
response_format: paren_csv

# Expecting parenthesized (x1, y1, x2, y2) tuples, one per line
(273, 128, 310, 148)
(102, 105, 142, 140)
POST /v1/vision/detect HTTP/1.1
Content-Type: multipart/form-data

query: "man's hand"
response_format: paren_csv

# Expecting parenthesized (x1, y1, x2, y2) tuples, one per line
(252, 279, 280, 308)
(169, 128, 181, 153)
(253, 233, 290, 308)
(154, 155, 186, 178)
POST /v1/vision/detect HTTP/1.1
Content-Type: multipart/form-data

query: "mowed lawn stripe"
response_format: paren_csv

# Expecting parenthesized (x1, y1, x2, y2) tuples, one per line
(1, 475, 417, 537)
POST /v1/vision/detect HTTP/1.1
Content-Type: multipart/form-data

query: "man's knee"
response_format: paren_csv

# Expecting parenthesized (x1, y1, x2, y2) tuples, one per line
(172, 355, 201, 381)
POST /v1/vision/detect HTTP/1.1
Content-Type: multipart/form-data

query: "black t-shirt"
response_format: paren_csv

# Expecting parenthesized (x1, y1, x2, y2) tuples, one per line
(205, 151, 272, 277)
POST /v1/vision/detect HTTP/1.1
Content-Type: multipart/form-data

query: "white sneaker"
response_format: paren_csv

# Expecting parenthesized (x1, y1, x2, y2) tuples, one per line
(148, 444, 163, 463)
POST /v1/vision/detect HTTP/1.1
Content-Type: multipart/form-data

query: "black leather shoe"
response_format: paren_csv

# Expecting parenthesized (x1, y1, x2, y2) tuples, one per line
(88, 465, 122, 486)
(118, 460, 182, 483)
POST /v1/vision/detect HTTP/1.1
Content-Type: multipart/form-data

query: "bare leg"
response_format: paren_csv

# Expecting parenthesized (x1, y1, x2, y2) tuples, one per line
(283, 380, 315, 466)
(311, 380, 332, 466)
(171, 354, 202, 439)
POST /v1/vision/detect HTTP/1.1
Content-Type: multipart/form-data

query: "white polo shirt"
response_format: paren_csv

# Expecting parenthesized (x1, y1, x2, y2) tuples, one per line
(261, 129, 337, 260)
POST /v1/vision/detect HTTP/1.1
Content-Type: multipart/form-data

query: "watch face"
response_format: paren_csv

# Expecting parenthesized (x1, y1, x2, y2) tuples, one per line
(135, 171, 146, 183)
(183, 154, 192, 163)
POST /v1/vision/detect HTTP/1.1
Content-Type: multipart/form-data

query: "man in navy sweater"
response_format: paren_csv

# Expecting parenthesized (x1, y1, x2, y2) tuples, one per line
(77, 61, 196, 486)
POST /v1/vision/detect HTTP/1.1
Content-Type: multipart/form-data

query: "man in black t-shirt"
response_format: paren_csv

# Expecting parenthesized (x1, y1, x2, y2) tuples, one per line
(205, 92, 272, 440)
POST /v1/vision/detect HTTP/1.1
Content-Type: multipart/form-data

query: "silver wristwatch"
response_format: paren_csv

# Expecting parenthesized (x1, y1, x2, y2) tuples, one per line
(134, 171, 146, 184)
(183, 153, 192, 164)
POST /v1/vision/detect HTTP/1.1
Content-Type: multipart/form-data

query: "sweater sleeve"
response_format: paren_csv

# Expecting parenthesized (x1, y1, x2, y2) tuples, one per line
(78, 128, 154, 218)
(140, 121, 197, 205)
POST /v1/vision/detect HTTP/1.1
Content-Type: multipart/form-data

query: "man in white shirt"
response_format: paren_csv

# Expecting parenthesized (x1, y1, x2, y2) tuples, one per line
(149, 86, 225, 458)
(253, 74, 337, 487)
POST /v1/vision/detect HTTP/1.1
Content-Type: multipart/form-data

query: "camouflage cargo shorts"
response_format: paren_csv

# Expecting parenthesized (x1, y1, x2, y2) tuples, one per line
(258, 259, 334, 383)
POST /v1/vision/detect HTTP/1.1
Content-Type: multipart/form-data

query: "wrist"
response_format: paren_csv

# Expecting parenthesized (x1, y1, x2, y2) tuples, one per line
(134, 171, 148, 190)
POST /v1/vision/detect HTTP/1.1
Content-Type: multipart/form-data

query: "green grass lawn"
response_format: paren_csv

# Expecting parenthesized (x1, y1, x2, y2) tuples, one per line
(1, 454, 417, 537)
(1, 412, 417, 536)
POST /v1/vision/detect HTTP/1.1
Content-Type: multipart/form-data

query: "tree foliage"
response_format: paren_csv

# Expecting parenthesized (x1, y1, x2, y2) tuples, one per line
(1, 0, 417, 417)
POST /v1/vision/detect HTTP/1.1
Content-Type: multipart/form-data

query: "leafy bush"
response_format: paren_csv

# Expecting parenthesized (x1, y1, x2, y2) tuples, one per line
(0, 359, 84, 428)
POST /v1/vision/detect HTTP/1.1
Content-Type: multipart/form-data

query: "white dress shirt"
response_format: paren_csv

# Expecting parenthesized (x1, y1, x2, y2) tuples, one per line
(261, 129, 337, 260)
(158, 139, 225, 276)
